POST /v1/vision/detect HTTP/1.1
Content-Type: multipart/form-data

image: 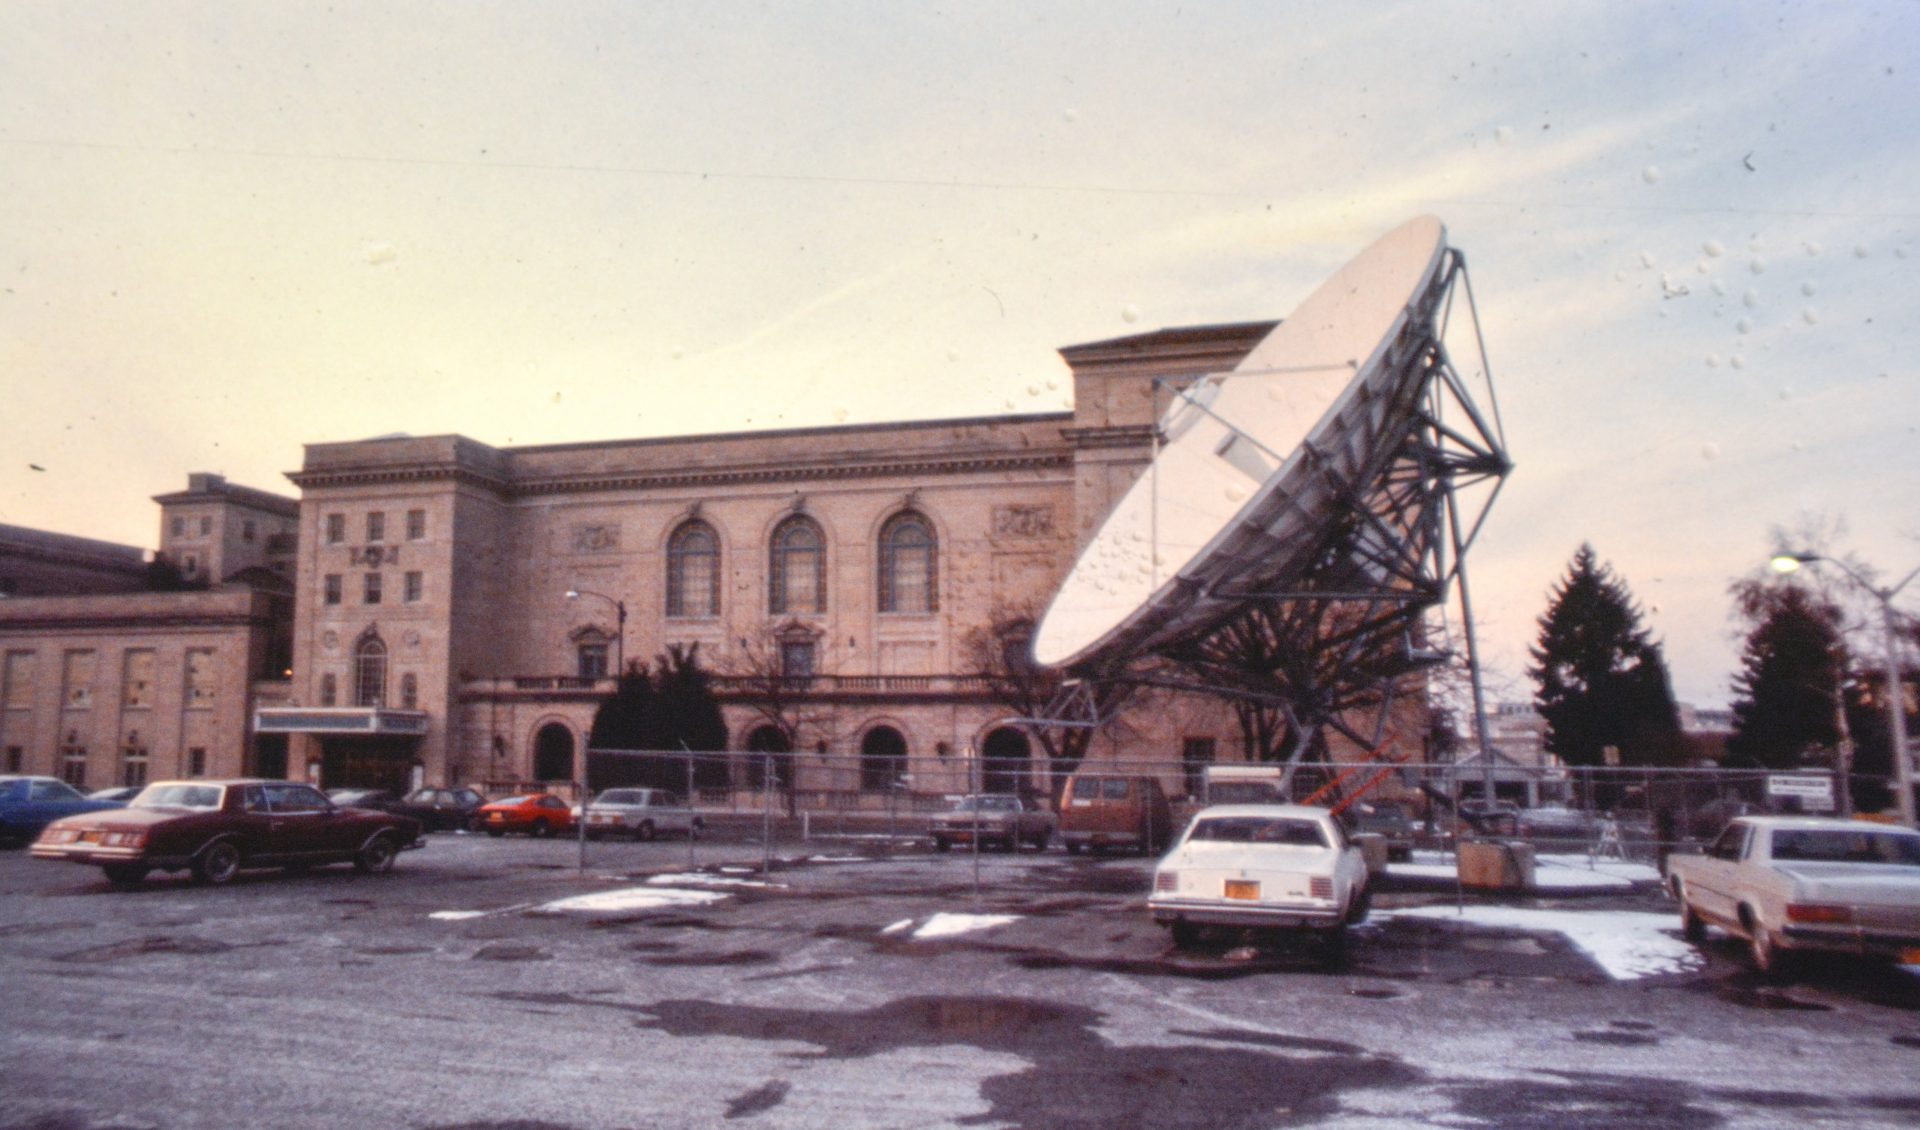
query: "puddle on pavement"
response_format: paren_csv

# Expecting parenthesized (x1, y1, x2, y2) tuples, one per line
(631, 994, 1420, 1129)
(1447, 1074, 1721, 1127)
(1573, 1029, 1662, 1047)
(1347, 987, 1403, 1000)
(724, 1080, 791, 1119)
(1891, 1034, 1920, 1049)
(355, 944, 433, 956)
(55, 935, 233, 963)
(472, 943, 550, 962)
(644, 950, 775, 967)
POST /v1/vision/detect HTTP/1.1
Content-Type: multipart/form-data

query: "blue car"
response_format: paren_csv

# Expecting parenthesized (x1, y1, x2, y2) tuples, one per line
(0, 776, 128, 846)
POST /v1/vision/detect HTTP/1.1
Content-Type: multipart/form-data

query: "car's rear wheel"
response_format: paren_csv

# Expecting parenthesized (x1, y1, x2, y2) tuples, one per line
(192, 840, 242, 886)
(101, 863, 149, 888)
(635, 820, 656, 843)
(1346, 884, 1373, 925)
(463, 814, 481, 833)
(354, 834, 398, 874)
(932, 837, 951, 853)
(1169, 920, 1200, 950)
(529, 819, 551, 838)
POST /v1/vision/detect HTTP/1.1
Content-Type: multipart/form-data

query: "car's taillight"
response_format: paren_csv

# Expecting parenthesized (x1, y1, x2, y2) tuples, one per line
(1310, 876, 1334, 900)
(1785, 903, 1853, 925)
(1154, 870, 1179, 892)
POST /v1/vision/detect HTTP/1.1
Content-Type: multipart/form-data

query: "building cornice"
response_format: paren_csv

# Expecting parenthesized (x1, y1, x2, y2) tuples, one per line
(289, 450, 1073, 498)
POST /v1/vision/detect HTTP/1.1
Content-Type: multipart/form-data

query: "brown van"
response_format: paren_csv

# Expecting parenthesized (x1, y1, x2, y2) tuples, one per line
(1059, 772, 1174, 855)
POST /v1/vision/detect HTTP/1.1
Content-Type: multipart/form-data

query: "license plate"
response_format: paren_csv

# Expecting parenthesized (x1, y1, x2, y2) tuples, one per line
(1224, 880, 1259, 900)
(1902, 947, 1920, 965)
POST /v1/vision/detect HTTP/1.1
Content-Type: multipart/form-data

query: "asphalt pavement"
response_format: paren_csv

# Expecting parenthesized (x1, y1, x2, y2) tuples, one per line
(3, 830, 1919, 1129)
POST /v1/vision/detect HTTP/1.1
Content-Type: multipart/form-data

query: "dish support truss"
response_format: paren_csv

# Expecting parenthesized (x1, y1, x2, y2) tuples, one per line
(1046, 250, 1512, 798)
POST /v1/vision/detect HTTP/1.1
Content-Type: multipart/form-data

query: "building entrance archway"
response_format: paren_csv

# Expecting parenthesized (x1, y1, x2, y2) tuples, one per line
(980, 727, 1032, 795)
(860, 726, 907, 792)
(533, 723, 574, 783)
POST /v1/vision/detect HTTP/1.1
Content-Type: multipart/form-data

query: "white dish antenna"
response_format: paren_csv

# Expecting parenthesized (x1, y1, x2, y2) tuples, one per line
(1033, 216, 1450, 669)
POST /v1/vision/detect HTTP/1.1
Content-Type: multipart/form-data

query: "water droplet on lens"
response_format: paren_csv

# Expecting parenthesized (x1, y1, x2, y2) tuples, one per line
(1705, 354, 1721, 368)
(1729, 355, 1746, 369)
(1121, 304, 1141, 323)
(1800, 281, 1816, 297)
(1802, 307, 1818, 325)
(1701, 443, 1720, 460)
(1750, 256, 1767, 274)
(1743, 290, 1760, 309)
(1703, 240, 1725, 257)
(1495, 126, 1514, 145)
(1804, 241, 1822, 256)
(1640, 251, 1657, 268)
(1642, 166, 1661, 184)
(1855, 244, 1871, 258)
(1737, 318, 1752, 334)
(1710, 280, 1727, 296)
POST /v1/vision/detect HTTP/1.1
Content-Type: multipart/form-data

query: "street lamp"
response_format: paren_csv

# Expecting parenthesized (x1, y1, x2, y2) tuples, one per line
(1771, 552, 1919, 826)
(565, 587, 626, 679)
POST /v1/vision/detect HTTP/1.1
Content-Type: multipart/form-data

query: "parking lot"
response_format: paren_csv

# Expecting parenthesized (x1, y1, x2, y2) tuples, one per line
(4, 830, 1920, 1129)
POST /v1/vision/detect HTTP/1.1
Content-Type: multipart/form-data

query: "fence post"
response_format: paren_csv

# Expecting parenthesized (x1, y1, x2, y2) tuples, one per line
(686, 752, 696, 869)
(762, 752, 773, 876)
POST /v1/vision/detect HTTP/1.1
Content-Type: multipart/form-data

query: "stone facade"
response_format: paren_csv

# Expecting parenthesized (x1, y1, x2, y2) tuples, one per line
(0, 476, 298, 786)
(0, 524, 148, 598)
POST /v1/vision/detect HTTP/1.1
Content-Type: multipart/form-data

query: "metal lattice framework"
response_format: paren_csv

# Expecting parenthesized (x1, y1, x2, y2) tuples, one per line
(1059, 251, 1512, 792)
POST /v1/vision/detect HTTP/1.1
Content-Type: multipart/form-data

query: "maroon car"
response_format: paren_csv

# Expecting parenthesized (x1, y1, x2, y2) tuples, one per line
(30, 779, 423, 887)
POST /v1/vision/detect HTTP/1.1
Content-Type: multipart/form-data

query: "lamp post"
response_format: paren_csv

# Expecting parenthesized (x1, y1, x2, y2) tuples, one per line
(1771, 553, 1919, 827)
(565, 587, 626, 679)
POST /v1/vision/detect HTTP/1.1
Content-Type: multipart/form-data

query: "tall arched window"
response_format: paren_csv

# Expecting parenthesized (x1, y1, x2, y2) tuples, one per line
(667, 520, 721, 619)
(878, 511, 937, 614)
(769, 516, 825, 615)
(353, 635, 387, 707)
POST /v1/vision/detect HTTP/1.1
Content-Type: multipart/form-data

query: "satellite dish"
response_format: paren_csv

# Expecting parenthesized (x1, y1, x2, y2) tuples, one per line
(1033, 216, 1450, 669)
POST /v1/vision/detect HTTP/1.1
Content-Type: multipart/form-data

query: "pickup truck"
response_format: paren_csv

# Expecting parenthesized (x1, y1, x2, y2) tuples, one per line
(1665, 815, 1920, 975)
(582, 788, 704, 841)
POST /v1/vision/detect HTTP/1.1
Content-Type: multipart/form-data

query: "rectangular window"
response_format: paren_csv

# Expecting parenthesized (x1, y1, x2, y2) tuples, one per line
(188, 747, 207, 777)
(577, 643, 608, 681)
(199, 516, 212, 536)
(779, 640, 816, 681)
(122, 650, 154, 709)
(170, 516, 185, 538)
(242, 519, 256, 542)
(60, 742, 87, 788)
(1181, 737, 1217, 799)
(366, 512, 385, 543)
(406, 509, 426, 540)
(4, 651, 36, 709)
(121, 742, 149, 788)
(363, 573, 382, 605)
(62, 650, 96, 709)
(323, 574, 343, 605)
(403, 571, 423, 603)
(184, 648, 217, 706)
(5, 746, 22, 773)
(326, 513, 345, 544)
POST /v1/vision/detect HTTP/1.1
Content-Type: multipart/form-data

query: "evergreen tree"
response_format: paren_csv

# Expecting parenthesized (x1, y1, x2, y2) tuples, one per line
(1725, 582, 1848, 771)
(585, 645, 729, 791)
(1528, 544, 1682, 768)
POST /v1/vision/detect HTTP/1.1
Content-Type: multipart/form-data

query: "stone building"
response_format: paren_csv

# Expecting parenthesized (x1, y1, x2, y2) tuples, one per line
(0, 475, 298, 786)
(263, 320, 1389, 799)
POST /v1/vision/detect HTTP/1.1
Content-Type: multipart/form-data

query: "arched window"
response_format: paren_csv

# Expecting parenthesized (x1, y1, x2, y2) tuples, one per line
(667, 520, 721, 619)
(353, 635, 387, 707)
(399, 673, 418, 710)
(533, 723, 574, 782)
(860, 726, 908, 792)
(878, 511, 937, 614)
(769, 516, 825, 615)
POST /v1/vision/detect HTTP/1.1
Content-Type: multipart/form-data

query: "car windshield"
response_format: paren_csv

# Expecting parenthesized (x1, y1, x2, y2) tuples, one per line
(1189, 816, 1328, 847)
(404, 789, 441, 803)
(494, 795, 536, 806)
(131, 784, 223, 811)
(1772, 829, 1920, 866)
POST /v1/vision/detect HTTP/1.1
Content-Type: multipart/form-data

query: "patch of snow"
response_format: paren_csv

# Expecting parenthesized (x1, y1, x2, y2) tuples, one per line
(644, 873, 782, 889)
(1381, 905, 1702, 980)
(428, 910, 489, 921)
(535, 887, 729, 914)
(911, 912, 1022, 940)
(881, 918, 915, 935)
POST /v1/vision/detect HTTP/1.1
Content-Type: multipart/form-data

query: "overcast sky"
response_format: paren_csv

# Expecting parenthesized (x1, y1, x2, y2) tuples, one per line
(3, 1, 1916, 708)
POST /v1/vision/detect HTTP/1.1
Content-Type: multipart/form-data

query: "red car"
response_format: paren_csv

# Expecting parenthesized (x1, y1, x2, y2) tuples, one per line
(477, 793, 576, 838)
(30, 779, 423, 887)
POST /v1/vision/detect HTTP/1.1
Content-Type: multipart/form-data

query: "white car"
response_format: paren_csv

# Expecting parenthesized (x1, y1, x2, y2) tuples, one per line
(1149, 804, 1371, 963)
(583, 788, 704, 841)
(1666, 815, 1920, 975)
